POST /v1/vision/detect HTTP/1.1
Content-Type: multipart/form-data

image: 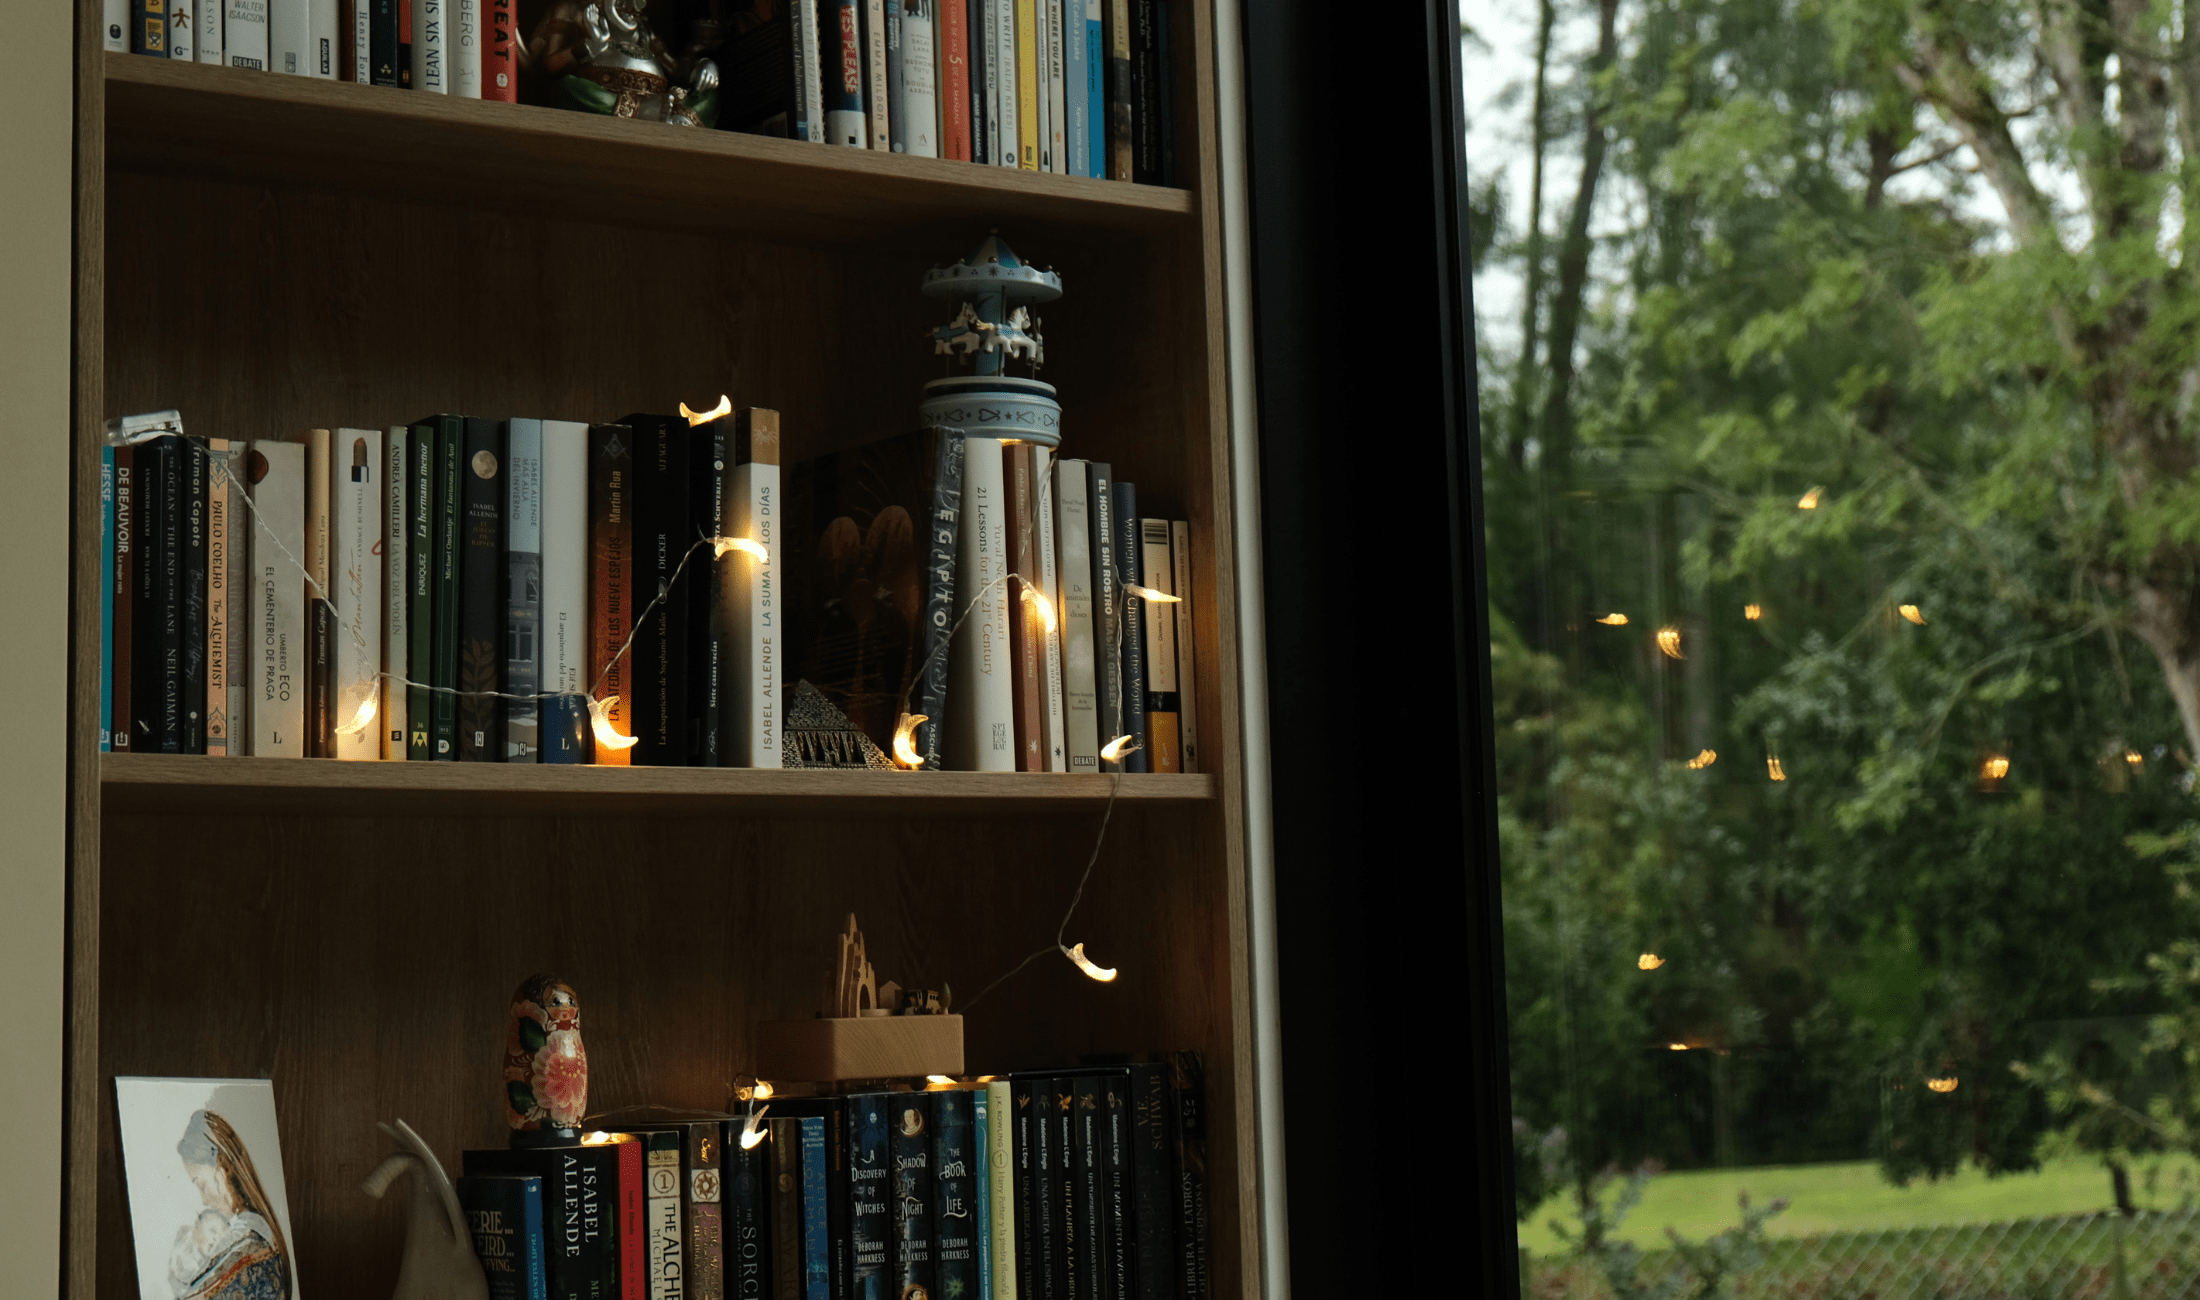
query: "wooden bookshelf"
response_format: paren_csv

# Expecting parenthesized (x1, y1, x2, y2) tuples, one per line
(69, 7, 1252, 1299)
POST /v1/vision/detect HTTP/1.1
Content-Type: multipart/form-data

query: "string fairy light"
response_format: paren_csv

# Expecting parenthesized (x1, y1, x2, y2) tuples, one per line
(891, 713, 929, 769)
(1656, 625, 1683, 659)
(1099, 734, 1138, 763)
(589, 696, 641, 752)
(1595, 612, 1630, 626)
(1021, 583, 1059, 634)
(1637, 953, 1665, 971)
(738, 1103, 771, 1149)
(1064, 942, 1117, 982)
(1899, 604, 1926, 625)
(1798, 487, 1822, 509)
(1121, 582, 1180, 604)
(681, 395, 734, 425)
(332, 693, 378, 737)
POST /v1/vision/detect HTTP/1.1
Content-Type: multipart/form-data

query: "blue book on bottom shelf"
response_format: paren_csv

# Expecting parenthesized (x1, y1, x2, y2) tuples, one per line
(801, 1115, 831, 1300)
(458, 1173, 549, 1300)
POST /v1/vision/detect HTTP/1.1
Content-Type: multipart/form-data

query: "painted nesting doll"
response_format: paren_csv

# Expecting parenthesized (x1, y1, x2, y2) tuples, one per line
(503, 974, 588, 1143)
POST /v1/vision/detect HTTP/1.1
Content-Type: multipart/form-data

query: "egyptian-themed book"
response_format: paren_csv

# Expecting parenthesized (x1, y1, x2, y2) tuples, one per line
(784, 426, 964, 767)
(587, 422, 636, 763)
(458, 416, 507, 761)
(459, 1172, 551, 1300)
(505, 418, 544, 762)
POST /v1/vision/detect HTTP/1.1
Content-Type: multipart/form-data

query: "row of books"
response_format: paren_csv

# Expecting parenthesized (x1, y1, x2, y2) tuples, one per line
(109, 0, 1178, 184)
(98, 411, 1199, 773)
(459, 1058, 1210, 1300)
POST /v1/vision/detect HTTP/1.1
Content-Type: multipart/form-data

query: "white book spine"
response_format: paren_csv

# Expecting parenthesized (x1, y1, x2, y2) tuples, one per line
(308, 0, 335, 74)
(248, 441, 306, 756)
(224, 0, 268, 67)
(1171, 519, 1197, 773)
(901, 0, 938, 157)
(266, 0, 306, 71)
(411, 0, 445, 91)
(949, 436, 1016, 770)
(866, 0, 891, 150)
(168, 0, 194, 60)
(333, 428, 383, 760)
(991, 0, 1015, 166)
(199, 0, 225, 63)
(729, 451, 783, 768)
(451, 0, 480, 95)
(796, 0, 823, 141)
(382, 429, 409, 759)
(223, 443, 249, 756)
(540, 421, 590, 763)
(1053, 459, 1098, 771)
(1045, 0, 1066, 173)
(105, 0, 127, 52)
(1030, 0, 1047, 170)
(504, 420, 542, 762)
(1034, 447, 1066, 771)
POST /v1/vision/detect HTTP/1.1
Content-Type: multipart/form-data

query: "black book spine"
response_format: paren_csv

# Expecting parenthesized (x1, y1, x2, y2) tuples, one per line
(725, 1128, 770, 1300)
(1125, 1063, 1174, 1300)
(131, 439, 167, 752)
(966, 0, 986, 163)
(932, 1091, 976, 1300)
(156, 436, 185, 753)
(1129, 0, 1159, 184)
(406, 425, 435, 760)
(688, 423, 729, 766)
(462, 1146, 618, 1300)
(181, 437, 209, 753)
(432, 418, 464, 760)
(1012, 1079, 1044, 1300)
(111, 446, 134, 753)
(848, 1093, 892, 1300)
(1168, 1053, 1208, 1300)
(1068, 1077, 1105, 1300)
(1156, 0, 1175, 187)
(1051, 1080, 1079, 1300)
(459, 417, 507, 760)
(889, 1092, 933, 1300)
(1112, 482, 1147, 772)
(917, 430, 966, 768)
(1100, 1077, 1129, 1300)
(370, 0, 400, 83)
(771, 1118, 803, 1300)
(625, 415, 690, 767)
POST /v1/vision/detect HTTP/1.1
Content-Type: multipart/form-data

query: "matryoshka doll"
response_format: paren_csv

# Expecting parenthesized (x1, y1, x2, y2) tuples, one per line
(504, 974, 589, 1146)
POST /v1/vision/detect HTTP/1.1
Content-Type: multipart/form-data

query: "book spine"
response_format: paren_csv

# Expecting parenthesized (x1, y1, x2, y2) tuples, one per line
(1083, 0, 1101, 174)
(399, 0, 411, 82)
(247, 441, 307, 755)
(432, 417, 463, 759)
(1011, 1080, 1041, 1300)
(459, 1174, 549, 1300)
(505, 419, 543, 761)
(1129, 0, 1156, 183)
(334, 429, 384, 761)
(848, 1095, 891, 1300)
(1034, 447, 1067, 771)
(267, 0, 302, 69)
(986, 1080, 1017, 1300)
(458, 417, 505, 761)
(106, 0, 129, 51)
(1167, 1054, 1208, 1300)
(410, 0, 443, 89)
(1033, 1080, 1064, 1300)
(890, 1093, 934, 1300)
(1053, 461, 1097, 771)
(1138, 517, 1179, 772)
(485, 0, 515, 97)
(728, 409, 782, 768)
(181, 436, 208, 753)
(583, 1147, 619, 1300)
(1170, 520, 1197, 773)
(167, 0, 192, 59)
(914, 430, 964, 770)
(370, 0, 399, 82)
(797, 0, 824, 139)
(134, 439, 168, 751)
(884, 0, 904, 152)
(225, 0, 267, 66)
(1013, 0, 1037, 168)
(800, 1116, 830, 1300)
(1070, 1078, 1103, 1300)
(768, 1118, 801, 1300)
(1111, 484, 1147, 772)
(200, 0, 225, 64)
(644, 1131, 684, 1300)
(1085, 463, 1119, 754)
(154, 438, 185, 753)
(383, 429, 409, 758)
(346, 0, 366, 79)
(901, 0, 938, 156)
(407, 424, 435, 760)
(864, 0, 889, 149)
(309, 0, 335, 73)
(688, 421, 728, 767)
(726, 1130, 768, 1300)
(940, 0, 970, 159)
(632, 417, 689, 768)
(100, 448, 117, 753)
(948, 437, 1014, 770)
(617, 1135, 645, 1300)
(823, 1100, 854, 1300)
(112, 448, 135, 752)
(1050, 1081, 1077, 1300)
(1104, 0, 1128, 179)
(450, 0, 478, 93)
(993, 0, 1016, 165)
(1157, 0, 1173, 184)
(974, 0, 996, 163)
(1125, 1064, 1173, 1300)
(1062, 0, 1085, 177)
(932, 1091, 976, 1300)
(1004, 444, 1044, 771)
(540, 421, 590, 763)
(1099, 1079, 1127, 1300)
(524, 1175, 551, 1300)
(972, 1090, 995, 1300)
(825, 0, 865, 145)
(1046, 0, 1065, 172)
(685, 1123, 727, 1300)
(222, 444, 248, 755)
(588, 424, 635, 763)
(303, 428, 332, 757)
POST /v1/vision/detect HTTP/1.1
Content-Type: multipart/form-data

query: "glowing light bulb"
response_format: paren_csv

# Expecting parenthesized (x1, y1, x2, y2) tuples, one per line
(589, 695, 639, 751)
(2126, 749, 2144, 769)
(1668, 1043, 1689, 1052)
(1798, 488, 1821, 509)
(1767, 756, 1786, 781)
(1899, 604, 1926, 625)
(1123, 583, 1181, 604)
(579, 1131, 616, 1146)
(1022, 585, 1058, 634)
(1595, 613, 1629, 626)
(1926, 1077, 1958, 1093)
(752, 1081, 774, 1100)
(333, 690, 378, 736)
(1686, 749, 1717, 770)
(892, 714, 929, 769)
(1744, 603, 1762, 621)
(1064, 942, 1117, 982)
(1981, 755, 2010, 781)
(1656, 625, 1683, 659)
(1100, 735, 1138, 764)
(1638, 953, 1665, 971)
(739, 1104, 771, 1149)
(680, 395, 733, 426)
(926, 1075, 957, 1085)
(714, 536, 769, 564)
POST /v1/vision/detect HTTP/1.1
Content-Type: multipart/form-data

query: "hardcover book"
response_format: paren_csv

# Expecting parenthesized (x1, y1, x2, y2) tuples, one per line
(616, 413, 690, 769)
(459, 1172, 551, 1300)
(932, 1089, 977, 1300)
(540, 420, 592, 763)
(459, 417, 507, 761)
(846, 1094, 891, 1300)
(725, 1126, 769, 1300)
(888, 1093, 933, 1300)
(784, 427, 964, 768)
(766, 1097, 850, 1300)
(1124, 1062, 1173, 1300)
(332, 428, 385, 762)
(246, 440, 307, 756)
(462, 1145, 619, 1300)
(587, 423, 636, 763)
(505, 419, 544, 762)
(1137, 516, 1179, 773)
(799, 1116, 830, 1300)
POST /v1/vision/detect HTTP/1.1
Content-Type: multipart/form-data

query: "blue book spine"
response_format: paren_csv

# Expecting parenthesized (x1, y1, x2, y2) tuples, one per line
(1084, 0, 1102, 176)
(849, 1094, 891, 1300)
(802, 1115, 831, 1300)
(459, 1173, 551, 1300)
(1063, 0, 1086, 178)
(101, 446, 116, 752)
(932, 1090, 978, 1300)
(972, 1090, 992, 1300)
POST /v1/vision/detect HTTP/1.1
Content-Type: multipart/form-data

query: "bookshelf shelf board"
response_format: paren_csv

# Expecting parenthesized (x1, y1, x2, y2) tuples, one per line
(99, 751, 1216, 816)
(102, 53, 1195, 250)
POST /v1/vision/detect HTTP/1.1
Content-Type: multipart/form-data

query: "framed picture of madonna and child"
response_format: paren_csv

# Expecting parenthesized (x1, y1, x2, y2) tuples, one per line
(117, 1077, 301, 1300)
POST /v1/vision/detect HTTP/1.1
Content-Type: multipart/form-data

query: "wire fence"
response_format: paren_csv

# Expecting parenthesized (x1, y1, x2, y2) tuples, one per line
(1527, 1208, 2200, 1299)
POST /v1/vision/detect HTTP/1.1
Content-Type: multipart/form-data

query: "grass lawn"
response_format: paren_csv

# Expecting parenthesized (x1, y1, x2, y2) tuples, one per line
(1517, 1153, 2200, 1257)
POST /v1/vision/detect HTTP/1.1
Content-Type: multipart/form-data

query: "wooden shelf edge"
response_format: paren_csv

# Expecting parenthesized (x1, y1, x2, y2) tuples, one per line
(100, 751, 1215, 816)
(102, 53, 1193, 250)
